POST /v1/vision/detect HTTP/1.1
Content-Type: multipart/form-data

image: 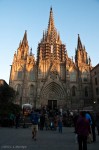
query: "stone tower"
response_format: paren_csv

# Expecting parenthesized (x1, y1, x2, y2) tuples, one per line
(9, 8, 92, 110)
(9, 31, 36, 106)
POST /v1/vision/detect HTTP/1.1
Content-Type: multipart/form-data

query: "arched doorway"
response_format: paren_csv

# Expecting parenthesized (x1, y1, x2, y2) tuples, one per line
(40, 82, 66, 109)
(48, 100, 57, 110)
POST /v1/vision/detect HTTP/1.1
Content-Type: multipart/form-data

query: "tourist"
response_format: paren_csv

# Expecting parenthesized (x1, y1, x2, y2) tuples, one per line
(85, 111, 96, 142)
(45, 114, 50, 130)
(30, 110, 39, 140)
(40, 112, 45, 130)
(76, 111, 90, 150)
(58, 116, 63, 133)
(96, 112, 99, 135)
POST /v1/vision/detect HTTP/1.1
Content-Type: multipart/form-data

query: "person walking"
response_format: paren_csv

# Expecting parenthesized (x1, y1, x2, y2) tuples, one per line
(58, 116, 63, 133)
(40, 112, 45, 130)
(96, 112, 99, 135)
(85, 111, 96, 142)
(30, 110, 39, 141)
(45, 114, 50, 130)
(76, 111, 90, 150)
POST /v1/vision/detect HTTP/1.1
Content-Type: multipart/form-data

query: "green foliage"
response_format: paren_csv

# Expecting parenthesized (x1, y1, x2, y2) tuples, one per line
(0, 84, 16, 104)
(0, 84, 21, 116)
(0, 102, 21, 116)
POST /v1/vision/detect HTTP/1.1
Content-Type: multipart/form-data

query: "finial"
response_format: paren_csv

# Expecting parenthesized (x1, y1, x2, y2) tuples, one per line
(14, 51, 16, 55)
(50, 6, 52, 11)
(19, 40, 21, 47)
(43, 30, 45, 41)
(22, 30, 28, 46)
(30, 47, 32, 55)
(58, 32, 60, 41)
(77, 34, 82, 50)
(24, 30, 27, 38)
(83, 45, 86, 50)
(48, 7, 55, 33)
(72, 56, 73, 61)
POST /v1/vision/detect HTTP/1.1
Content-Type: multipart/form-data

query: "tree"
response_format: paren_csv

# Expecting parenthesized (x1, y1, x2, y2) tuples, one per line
(0, 82, 21, 115)
(0, 84, 16, 104)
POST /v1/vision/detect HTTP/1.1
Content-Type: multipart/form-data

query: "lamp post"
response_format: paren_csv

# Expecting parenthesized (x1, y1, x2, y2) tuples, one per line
(93, 101, 96, 111)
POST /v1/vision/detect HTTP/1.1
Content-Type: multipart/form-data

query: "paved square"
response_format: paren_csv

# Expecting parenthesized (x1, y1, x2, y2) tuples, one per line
(0, 127, 99, 150)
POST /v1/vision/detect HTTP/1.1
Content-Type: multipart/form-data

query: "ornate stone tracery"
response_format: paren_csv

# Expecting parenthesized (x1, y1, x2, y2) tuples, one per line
(9, 8, 92, 109)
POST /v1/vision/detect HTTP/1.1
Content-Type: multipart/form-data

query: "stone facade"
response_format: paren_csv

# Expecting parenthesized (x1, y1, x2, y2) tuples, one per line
(9, 8, 93, 110)
(91, 64, 99, 108)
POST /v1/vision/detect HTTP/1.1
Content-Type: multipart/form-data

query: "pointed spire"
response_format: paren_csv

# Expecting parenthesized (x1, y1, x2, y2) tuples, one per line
(45, 30, 47, 41)
(57, 32, 60, 41)
(77, 34, 83, 50)
(24, 30, 27, 40)
(22, 30, 28, 46)
(30, 48, 32, 56)
(72, 56, 73, 61)
(19, 40, 22, 48)
(47, 7, 55, 34)
(43, 30, 45, 41)
(14, 51, 16, 55)
(83, 45, 86, 51)
(89, 56, 91, 66)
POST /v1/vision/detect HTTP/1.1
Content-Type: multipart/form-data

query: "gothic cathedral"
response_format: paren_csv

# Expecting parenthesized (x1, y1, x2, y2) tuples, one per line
(9, 8, 92, 110)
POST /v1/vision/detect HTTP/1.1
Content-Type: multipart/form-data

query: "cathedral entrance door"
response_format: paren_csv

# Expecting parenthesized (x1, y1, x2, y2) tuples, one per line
(48, 100, 57, 110)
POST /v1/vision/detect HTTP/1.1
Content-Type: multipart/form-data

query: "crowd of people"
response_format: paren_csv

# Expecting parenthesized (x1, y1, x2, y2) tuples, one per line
(30, 108, 64, 140)
(29, 108, 98, 139)
(1, 106, 99, 149)
(29, 108, 99, 150)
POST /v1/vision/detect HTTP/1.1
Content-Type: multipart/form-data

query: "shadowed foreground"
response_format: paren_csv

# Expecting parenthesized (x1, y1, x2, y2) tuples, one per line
(0, 127, 99, 150)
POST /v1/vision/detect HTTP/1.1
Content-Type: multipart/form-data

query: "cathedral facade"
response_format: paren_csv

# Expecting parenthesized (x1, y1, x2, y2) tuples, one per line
(9, 8, 93, 110)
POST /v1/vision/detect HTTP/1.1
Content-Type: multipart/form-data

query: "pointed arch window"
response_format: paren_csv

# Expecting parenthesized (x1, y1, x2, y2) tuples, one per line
(29, 70, 35, 81)
(85, 87, 88, 97)
(29, 85, 34, 96)
(82, 71, 88, 82)
(17, 71, 22, 79)
(16, 84, 22, 96)
(72, 86, 76, 96)
(70, 71, 77, 82)
(95, 77, 98, 85)
(38, 67, 43, 78)
(96, 88, 99, 95)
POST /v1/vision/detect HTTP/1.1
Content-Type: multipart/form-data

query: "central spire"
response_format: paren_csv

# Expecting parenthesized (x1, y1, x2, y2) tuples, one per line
(47, 7, 55, 34)
(40, 7, 62, 45)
